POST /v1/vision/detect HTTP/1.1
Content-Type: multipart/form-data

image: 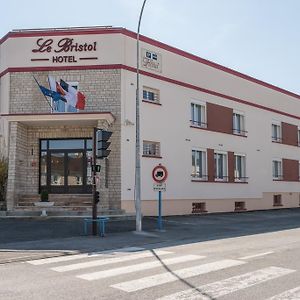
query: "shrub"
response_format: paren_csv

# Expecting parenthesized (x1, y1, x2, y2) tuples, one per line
(0, 157, 8, 203)
(40, 190, 49, 202)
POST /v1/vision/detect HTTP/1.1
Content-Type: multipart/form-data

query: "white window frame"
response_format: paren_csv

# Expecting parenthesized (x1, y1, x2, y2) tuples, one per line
(233, 110, 246, 136)
(191, 148, 207, 180)
(298, 127, 300, 146)
(272, 158, 282, 180)
(214, 151, 228, 181)
(143, 140, 161, 157)
(142, 86, 160, 103)
(234, 153, 247, 182)
(190, 100, 207, 128)
(272, 121, 282, 142)
(52, 81, 79, 113)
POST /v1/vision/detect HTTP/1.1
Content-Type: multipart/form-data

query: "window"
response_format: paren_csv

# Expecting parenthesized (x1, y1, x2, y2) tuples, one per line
(214, 152, 228, 181)
(235, 201, 246, 211)
(272, 159, 282, 180)
(191, 102, 206, 127)
(142, 87, 160, 103)
(192, 202, 207, 213)
(52, 81, 79, 113)
(298, 128, 300, 146)
(272, 122, 282, 142)
(191, 149, 207, 180)
(273, 194, 282, 206)
(143, 141, 161, 157)
(234, 154, 247, 182)
(233, 111, 246, 136)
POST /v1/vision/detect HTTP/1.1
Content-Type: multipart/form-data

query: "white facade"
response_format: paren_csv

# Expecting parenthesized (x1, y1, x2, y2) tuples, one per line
(1, 27, 300, 215)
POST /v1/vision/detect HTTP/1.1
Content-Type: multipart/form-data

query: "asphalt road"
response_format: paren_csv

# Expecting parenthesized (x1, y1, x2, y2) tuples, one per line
(1, 209, 300, 299)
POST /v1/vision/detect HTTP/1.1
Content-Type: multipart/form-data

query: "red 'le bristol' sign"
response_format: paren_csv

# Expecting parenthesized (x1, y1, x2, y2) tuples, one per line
(31, 37, 98, 63)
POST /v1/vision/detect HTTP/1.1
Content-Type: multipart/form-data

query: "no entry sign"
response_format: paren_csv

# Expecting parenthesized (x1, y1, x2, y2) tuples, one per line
(152, 164, 168, 183)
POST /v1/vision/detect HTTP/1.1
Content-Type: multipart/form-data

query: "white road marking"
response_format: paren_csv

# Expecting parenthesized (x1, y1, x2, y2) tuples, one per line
(157, 266, 295, 300)
(111, 259, 245, 292)
(51, 250, 172, 272)
(267, 286, 300, 299)
(239, 251, 274, 260)
(77, 255, 204, 281)
(27, 247, 146, 265)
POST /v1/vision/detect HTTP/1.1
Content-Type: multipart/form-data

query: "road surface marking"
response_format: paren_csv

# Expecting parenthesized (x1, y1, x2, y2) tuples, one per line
(239, 251, 274, 260)
(157, 266, 295, 300)
(111, 259, 245, 292)
(77, 255, 204, 280)
(50, 250, 173, 272)
(267, 286, 300, 299)
(28, 247, 146, 265)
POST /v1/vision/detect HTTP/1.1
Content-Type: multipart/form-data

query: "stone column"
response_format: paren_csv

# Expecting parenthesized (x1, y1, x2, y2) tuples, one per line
(6, 122, 28, 210)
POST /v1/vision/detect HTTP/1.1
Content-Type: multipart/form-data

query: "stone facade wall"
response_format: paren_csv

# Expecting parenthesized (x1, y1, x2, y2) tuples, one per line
(8, 70, 121, 211)
(6, 122, 28, 210)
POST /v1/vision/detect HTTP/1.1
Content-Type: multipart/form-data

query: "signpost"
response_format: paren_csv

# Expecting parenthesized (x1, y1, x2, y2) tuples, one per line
(152, 164, 168, 230)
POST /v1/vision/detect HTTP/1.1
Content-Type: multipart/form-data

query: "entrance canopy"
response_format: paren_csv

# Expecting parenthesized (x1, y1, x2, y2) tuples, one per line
(1, 111, 115, 127)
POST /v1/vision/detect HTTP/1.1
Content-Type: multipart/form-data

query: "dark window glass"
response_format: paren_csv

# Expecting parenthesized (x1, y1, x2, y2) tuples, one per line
(86, 139, 93, 149)
(49, 139, 85, 150)
(41, 140, 47, 150)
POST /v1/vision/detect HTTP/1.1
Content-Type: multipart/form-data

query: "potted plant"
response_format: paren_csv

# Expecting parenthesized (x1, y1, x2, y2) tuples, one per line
(34, 190, 54, 216)
(40, 190, 49, 202)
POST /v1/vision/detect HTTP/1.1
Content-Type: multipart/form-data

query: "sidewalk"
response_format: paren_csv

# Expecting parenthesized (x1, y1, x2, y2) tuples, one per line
(1, 209, 300, 264)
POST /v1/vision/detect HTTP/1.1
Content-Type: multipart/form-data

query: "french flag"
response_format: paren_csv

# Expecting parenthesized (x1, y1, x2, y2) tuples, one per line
(48, 76, 86, 110)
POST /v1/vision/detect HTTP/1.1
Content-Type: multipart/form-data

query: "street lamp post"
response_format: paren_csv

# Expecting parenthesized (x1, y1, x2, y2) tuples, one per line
(135, 0, 147, 232)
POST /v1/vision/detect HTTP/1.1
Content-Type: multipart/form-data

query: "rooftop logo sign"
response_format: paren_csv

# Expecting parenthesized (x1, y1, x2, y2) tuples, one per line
(141, 49, 162, 73)
(31, 37, 98, 63)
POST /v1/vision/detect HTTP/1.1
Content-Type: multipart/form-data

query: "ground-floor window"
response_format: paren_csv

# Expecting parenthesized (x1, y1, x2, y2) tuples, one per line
(39, 138, 93, 194)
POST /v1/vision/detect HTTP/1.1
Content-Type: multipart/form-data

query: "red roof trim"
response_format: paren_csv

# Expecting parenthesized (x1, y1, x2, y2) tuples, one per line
(0, 27, 124, 45)
(1, 64, 300, 121)
(1, 27, 299, 99)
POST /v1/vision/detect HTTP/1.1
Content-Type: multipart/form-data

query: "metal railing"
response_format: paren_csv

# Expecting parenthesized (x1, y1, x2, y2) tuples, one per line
(190, 120, 208, 128)
(232, 128, 248, 136)
(273, 174, 283, 180)
(191, 174, 208, 180)
(272, 136, 282, 143)
(234, 176, 249, 182)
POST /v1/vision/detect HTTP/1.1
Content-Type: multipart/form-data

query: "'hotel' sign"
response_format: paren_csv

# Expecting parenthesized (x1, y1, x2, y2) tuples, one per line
(31, 37, 98, 63)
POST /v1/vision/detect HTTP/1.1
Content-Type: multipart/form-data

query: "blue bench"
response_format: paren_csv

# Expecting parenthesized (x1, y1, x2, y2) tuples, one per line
(83, 217, 110, 237)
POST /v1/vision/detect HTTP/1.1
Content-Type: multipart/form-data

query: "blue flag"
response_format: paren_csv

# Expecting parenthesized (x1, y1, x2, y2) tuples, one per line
(38, 84, 64, 102)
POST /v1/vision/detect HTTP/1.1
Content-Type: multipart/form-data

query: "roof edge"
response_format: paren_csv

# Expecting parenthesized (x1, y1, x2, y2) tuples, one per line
(1, 26, 299, 100)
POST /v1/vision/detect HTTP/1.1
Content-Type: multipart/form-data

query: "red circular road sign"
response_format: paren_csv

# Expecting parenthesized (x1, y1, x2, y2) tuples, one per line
(152, 164, 168, 183)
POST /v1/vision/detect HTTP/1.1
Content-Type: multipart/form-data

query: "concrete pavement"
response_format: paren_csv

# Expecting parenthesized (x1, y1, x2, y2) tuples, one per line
(1, 208, 300, 264)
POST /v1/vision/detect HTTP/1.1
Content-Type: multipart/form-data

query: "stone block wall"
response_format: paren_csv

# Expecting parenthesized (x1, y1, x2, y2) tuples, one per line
(8, 69, 121, 211)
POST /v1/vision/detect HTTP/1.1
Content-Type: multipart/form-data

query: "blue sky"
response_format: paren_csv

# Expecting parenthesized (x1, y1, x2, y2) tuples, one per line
(2, 0, 300, 94)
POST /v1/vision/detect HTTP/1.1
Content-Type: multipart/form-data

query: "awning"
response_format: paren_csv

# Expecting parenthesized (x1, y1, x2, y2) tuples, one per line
(0, 112, 115, 127)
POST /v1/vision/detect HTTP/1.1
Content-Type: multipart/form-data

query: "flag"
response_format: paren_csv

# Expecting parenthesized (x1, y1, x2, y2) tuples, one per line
(35, 78, 64, 102)
(48, 76, 86, 110)
(59, 79, 86, 110)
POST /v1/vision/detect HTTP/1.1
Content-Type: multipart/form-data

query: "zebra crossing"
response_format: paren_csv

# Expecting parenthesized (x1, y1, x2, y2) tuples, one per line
(26, 246, 300, 299)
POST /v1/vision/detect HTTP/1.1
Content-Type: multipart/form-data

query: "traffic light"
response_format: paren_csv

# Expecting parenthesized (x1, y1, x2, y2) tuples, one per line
(94, 191, 100, 204)
(96, 129, 112, 159)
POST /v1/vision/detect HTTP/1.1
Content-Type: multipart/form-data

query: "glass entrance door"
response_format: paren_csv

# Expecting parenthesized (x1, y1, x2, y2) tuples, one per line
(40, 138, 93, 194)
(67, 152, 84, 189)
(49, 150, 85, 193)
(50, 152, 65, 188)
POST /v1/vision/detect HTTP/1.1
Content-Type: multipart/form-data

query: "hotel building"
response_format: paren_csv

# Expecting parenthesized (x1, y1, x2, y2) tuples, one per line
(1, 26, 300, 216)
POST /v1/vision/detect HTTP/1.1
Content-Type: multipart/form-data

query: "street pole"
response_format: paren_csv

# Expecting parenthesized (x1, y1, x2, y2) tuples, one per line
(135, 0, 147, 232)
(92, 127, 97, 235)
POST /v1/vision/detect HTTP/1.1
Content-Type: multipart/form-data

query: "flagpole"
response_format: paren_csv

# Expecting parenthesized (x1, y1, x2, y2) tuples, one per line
(33, 76, 54, 110)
